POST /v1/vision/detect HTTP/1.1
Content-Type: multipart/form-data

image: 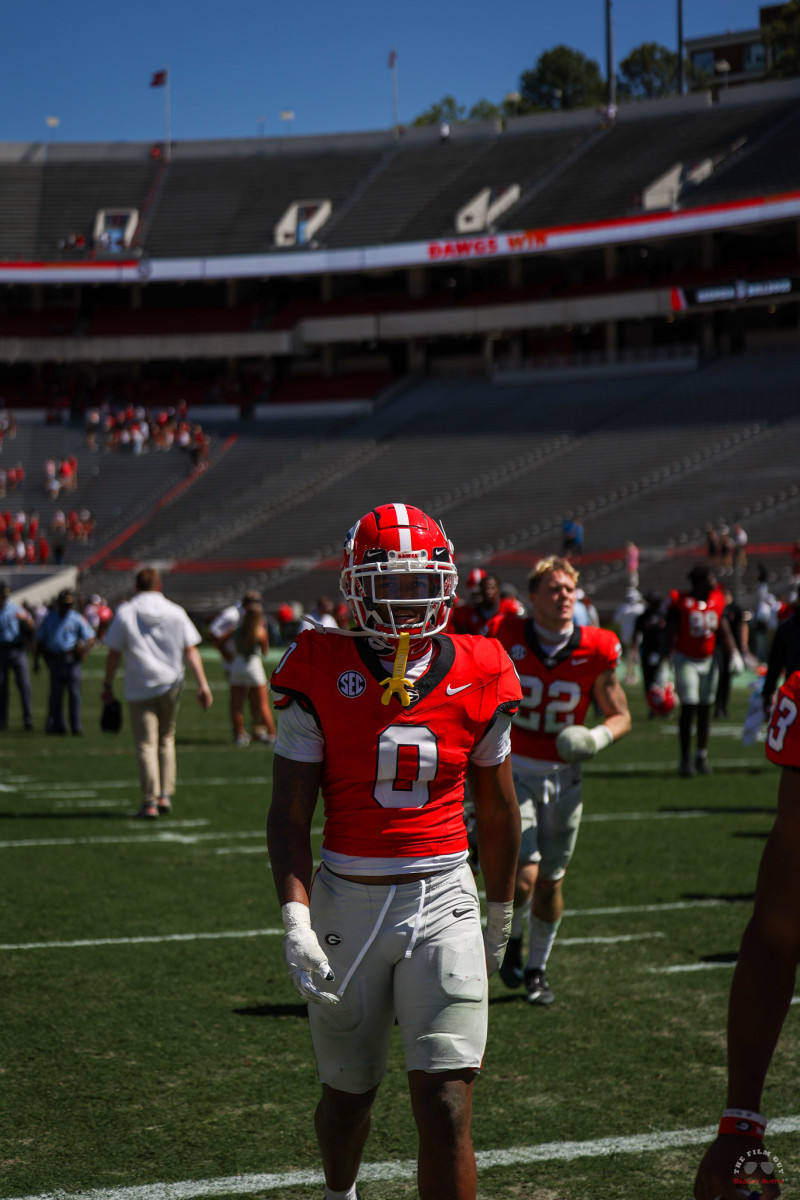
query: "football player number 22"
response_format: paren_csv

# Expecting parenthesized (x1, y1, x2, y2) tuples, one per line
(375, 726, 438, 808)
(515, 676, 582, 732)
(768, 694, 798, 754)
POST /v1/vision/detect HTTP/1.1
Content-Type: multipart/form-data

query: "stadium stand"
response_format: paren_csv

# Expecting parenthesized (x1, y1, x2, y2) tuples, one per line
(1, 78, 800, 624)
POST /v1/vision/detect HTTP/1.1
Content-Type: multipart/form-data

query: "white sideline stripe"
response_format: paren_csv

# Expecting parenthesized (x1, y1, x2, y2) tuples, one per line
(589, 759, 759, 772)
(8, 1117, 800, 1200)
(581, 810, 707, 822)
(558, 932, 664, 946)
(563, 898, 749, 916)
(2, 776, 272, 792)
(650, 961, 735, 974)
(0, 929, 284, 951)
(0, 806, 746, 851)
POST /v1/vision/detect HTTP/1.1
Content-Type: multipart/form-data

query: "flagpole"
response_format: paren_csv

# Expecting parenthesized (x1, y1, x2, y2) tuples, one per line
(389, 50, 399, 138)
(165, 63, 171, 162)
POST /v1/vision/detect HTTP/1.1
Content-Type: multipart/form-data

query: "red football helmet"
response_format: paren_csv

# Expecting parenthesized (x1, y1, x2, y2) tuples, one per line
(647, 681, 677, 716)
(340, 503, 458, 641)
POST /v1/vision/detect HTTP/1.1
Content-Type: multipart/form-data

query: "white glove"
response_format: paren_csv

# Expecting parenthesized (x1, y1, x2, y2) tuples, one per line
(556, 723, 614, 763)
(281, 901, 339, 1005)
(729, 649, 745, 676)
(482, 900, 514, 978)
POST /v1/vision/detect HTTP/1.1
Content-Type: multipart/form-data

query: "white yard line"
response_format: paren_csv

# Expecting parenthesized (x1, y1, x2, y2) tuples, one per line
(0, 929, 668, 954)
(6, 1117, 800, 1200)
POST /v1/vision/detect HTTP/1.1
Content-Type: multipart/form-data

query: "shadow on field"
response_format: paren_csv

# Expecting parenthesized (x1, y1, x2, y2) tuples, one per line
(0, 808, 135, 820)
(235, 1002, 309, 1020)
(659, 805, 776, 815)
(699, 951, 739, 964)
(683, 890, 755, 903)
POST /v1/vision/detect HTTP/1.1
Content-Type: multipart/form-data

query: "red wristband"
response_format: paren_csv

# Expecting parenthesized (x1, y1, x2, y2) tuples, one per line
(718, 1110, 767, 1139)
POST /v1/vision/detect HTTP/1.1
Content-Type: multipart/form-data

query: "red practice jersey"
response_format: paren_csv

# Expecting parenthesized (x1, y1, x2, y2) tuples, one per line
(270, 632, 522, 863)
(668, 587, 726, 659)
(449, 596, 524, 637)
(766, 670, 800, 770)
(488, 616, 621, 764)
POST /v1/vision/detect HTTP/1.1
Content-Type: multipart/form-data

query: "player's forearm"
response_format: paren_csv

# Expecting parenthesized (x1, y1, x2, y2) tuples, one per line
(469, 762, 521, 902)
(725, 917, 797, 1111)
(267, 756, 321, 906)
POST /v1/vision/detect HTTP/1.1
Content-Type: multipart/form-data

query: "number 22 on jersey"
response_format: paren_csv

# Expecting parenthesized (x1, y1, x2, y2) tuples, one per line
(514, 676, 581, 733)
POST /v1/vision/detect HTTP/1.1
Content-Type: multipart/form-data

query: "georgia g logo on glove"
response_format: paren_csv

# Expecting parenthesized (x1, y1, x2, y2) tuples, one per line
(281, 901, 340, 1005)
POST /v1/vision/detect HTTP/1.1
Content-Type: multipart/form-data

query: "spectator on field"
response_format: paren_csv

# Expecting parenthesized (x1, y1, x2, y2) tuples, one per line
(625, 540, 640, 588)
(449, 572, 524, 636)
(614, 587, 645, 685)
(299, 595, 338, 633)
(573, 587, 599, 628)
(0, 581, 34, 731)
(35, 588, 95, 735)
(101, 566, 213, 819)
(209, 588, 277, 744)
(714, 586, 747, 719)
(633, 590, 669, 709)
(752, 564, 781, 665)
(230, 598, 276, 747)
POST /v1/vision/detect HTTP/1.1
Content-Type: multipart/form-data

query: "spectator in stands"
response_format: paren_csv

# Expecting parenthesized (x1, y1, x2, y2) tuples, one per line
(101, 567, 213, 818)
(35, 588, 95, 735)
(229, 598, 276, 747)
(0, 581, 34, 731)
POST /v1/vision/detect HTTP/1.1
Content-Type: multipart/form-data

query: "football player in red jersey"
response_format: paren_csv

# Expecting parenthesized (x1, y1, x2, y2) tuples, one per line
(449, 572, 525, 636)
(267, 503, 522, 1200)
(488, 556, 631, 1006)
(693, 671, 800, 1200)
(665, 565, 743, 777)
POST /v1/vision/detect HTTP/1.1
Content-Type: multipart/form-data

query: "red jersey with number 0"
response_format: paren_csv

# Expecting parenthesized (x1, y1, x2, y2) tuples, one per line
(270, 632, 521, 861)
(668, 587, 726, 659)
(487, 616, 620, 763)
(766, 671, 800, 769)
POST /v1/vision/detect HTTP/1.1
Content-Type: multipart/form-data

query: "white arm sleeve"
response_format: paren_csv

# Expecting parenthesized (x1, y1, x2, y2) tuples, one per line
(273, 697, 325, 762)
(470, 712, 512, 766)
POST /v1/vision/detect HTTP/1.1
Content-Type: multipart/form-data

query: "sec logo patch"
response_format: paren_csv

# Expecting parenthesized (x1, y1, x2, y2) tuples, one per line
(337, 671, 366, 698)
(509, 644, 527, 661)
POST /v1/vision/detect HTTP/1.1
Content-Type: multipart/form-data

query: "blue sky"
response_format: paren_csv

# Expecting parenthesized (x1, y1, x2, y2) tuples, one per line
(2, 0, 765, 145)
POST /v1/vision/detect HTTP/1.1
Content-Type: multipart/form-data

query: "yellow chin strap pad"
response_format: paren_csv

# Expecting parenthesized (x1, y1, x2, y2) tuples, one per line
(380, 631, 413, 706)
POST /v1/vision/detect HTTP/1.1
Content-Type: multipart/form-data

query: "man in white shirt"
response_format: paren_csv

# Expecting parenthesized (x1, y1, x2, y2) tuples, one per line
(101, 567, 213, 819)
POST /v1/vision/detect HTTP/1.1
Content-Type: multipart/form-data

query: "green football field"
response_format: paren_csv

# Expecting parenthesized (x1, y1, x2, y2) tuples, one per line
(1, 649, 797, 1200)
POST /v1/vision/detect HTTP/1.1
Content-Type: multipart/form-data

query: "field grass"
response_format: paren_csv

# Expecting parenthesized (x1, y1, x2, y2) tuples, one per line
(1, 648, 798, 1200)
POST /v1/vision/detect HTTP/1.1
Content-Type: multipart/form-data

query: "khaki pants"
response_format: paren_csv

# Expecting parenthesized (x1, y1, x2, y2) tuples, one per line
(129, 682, 182, 803)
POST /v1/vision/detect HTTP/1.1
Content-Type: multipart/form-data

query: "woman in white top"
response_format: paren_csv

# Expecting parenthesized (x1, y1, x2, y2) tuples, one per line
(230, 599, 277, 746)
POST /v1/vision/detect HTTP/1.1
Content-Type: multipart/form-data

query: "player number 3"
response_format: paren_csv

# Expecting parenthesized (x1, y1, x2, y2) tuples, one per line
(767, 694, 798, 754)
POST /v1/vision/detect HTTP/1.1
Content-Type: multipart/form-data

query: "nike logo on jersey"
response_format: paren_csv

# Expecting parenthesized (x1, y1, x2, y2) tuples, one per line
(452, 906, 475, 918)
(446, 683, 470, 695)
(572, 657, 589, 665)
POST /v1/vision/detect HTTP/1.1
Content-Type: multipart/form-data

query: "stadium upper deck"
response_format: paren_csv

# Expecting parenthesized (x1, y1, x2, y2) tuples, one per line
(1, 77, 800, 405)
